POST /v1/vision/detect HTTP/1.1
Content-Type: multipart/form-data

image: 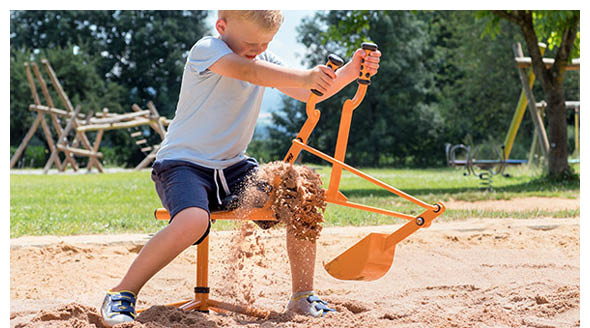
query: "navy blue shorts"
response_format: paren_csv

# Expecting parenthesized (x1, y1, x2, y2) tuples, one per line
(151, 158, 274, 244)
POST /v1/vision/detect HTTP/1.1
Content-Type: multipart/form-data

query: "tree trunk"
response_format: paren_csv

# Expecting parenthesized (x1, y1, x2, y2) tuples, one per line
(513, 12, 574, 178)
(545, 87, 570, 176)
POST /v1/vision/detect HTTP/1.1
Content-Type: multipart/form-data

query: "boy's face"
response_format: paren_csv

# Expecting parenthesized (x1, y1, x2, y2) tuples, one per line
(216, 18, 278, 60)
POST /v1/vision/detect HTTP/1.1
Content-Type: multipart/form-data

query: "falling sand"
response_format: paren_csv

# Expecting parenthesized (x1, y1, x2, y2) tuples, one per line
(241, 161, 327, 242)
(219, 161, 327, 306)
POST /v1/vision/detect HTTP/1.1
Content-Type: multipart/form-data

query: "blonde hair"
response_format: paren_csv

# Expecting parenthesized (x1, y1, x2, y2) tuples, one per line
(218, 10, 284, 32)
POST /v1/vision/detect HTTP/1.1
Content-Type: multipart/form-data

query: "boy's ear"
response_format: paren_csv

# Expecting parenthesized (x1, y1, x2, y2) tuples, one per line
(215, 18, 227, 35)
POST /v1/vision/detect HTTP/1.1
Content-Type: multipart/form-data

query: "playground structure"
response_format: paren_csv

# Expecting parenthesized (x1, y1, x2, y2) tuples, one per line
(10, 59, 171, 173)
(446, 42, 580, 189)
(146, 43, 446, 318)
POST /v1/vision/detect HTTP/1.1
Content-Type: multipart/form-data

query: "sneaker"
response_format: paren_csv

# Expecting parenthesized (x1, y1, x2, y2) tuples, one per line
(100, 290, 136, 327)
(286, 291, 336, 317)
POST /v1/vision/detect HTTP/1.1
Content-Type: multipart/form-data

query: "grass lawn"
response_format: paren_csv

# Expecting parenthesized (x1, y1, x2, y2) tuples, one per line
(10, 164, 579, 238)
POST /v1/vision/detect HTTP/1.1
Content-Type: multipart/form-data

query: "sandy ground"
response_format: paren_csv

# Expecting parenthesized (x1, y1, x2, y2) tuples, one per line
(11, 208, 579, 327)
(445, 197, 579, 212)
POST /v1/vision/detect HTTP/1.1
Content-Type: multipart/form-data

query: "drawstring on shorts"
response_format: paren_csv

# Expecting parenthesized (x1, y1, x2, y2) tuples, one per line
(213, 168, 231, 205)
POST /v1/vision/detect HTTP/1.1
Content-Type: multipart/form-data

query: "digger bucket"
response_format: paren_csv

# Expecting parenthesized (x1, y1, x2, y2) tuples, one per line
(324, 202, 445, 281)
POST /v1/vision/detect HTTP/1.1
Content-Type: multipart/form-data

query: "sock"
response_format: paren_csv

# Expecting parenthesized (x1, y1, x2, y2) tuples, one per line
(291, 290, 314, 301)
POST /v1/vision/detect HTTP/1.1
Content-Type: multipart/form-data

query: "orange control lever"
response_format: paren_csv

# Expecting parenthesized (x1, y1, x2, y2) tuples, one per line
(284, 54, 344, 164)
(311, 54, 345, 96)
(326, 42, 378, 201)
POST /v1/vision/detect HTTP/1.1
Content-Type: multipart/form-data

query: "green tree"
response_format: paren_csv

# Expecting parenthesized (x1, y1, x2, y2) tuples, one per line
(271, 10, 441, 167)
(270, 10, 579, 170)
(486, 10, 579, 179)
(428, 11, 534, 159)
(10, 10, 210, 166)
(11, 10, 209, 118)
(96, 11, 210, 118)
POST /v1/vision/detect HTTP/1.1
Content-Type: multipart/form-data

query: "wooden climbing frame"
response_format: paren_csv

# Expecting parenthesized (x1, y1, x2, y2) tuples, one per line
(11, 59, 171, 173)
(11, 60, 104, 173)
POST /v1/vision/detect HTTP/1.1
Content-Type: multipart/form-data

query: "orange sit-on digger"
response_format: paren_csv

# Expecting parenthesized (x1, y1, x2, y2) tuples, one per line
(150, 42, 445, 317)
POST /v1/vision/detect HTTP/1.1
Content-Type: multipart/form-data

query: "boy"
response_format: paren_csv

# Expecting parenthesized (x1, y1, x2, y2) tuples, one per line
(101, 10, 380, 326)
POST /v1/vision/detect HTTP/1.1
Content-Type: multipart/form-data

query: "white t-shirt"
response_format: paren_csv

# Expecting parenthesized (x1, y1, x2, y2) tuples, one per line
(156, 36, 283, 169)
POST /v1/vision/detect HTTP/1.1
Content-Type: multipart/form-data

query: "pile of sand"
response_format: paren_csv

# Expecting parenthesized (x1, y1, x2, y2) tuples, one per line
(14, 300, 374, 328)
(13, 303, 222, 328)
(13, 303, 104, 328)
(241, 161, 327, 241)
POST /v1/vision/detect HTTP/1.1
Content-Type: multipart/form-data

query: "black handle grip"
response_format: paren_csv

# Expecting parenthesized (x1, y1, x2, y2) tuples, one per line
(357, 42, 379, 85)
(361, 42, 378, 51)
(311, 54, 345, 96)
(326, 54, 345, 69)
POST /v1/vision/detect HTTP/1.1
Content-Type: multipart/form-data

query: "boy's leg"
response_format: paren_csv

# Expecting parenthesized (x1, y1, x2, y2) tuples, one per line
(102, 160, 214, 326)
(286, 227, 316, 293)
(285, 227, 336, 317)
(111, 207, 209, 295)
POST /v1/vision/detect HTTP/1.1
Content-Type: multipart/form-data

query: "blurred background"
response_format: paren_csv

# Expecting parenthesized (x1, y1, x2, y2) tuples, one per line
(9, 10, 580, 171)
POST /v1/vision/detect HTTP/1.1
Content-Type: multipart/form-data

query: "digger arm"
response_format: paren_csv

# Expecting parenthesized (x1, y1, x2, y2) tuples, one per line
(282, 42, 447, 281)
(326, 42, 377, 200)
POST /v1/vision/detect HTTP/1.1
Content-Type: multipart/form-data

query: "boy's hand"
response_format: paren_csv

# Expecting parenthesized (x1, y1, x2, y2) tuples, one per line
(304, 65, 337, 95)
(350, 48, 381, 80)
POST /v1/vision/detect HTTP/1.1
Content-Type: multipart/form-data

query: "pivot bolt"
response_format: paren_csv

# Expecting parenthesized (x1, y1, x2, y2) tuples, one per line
(433, 203, 442, 213)
(416, 217, 424, 226)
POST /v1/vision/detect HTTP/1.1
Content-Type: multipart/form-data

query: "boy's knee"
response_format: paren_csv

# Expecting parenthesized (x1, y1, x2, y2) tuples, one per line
(171, 207, 211, 245)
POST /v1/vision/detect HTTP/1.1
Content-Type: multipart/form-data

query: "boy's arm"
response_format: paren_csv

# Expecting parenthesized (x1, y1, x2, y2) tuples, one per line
(208, 53, 336, 93)
(279, 48, 382, 103)
(277, 62, 356, 103)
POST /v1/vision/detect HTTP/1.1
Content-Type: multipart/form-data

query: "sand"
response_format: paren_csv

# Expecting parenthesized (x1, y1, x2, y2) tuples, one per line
(241, 161, 327, 241)
(445, 197, 579, 212)
(11, 211, 580, 327)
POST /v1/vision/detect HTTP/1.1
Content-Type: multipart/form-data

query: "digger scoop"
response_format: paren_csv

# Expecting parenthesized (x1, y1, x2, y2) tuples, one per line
(324, 202, 445, 281)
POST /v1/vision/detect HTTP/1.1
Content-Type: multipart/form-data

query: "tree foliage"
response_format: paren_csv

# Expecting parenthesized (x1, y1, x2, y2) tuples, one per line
(11, 10, 579, 173)
(266, 10, 442, 167)
(10, 10, 210, 166)
(430, 11, 533, 158)
(264, 10, 580, 168)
